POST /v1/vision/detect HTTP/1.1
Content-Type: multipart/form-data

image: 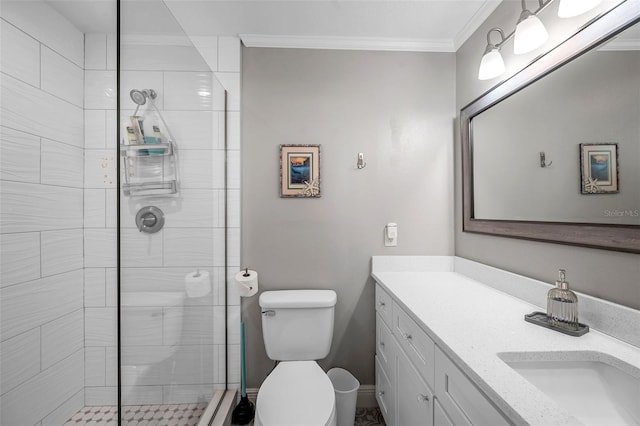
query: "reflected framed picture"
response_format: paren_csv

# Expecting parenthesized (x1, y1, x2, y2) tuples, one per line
(280, 144, 321, 198)
(580, 143, 618, 194)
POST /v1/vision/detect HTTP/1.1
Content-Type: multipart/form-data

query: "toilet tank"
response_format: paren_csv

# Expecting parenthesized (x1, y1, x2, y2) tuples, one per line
(259, 290, 337, 361)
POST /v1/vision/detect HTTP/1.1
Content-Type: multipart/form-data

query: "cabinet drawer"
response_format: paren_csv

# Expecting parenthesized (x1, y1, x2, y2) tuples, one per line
(376, 312, 396, 384)
(375, 284, 393, 327)
(397, 346, 433, 426)
(375, 355, 395, 426)
(435, 347, 510, 426)
(392, 302, 435, 388)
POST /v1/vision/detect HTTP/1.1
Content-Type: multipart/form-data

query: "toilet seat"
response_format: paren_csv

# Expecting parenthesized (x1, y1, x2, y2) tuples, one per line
(255, 361, 337, 426)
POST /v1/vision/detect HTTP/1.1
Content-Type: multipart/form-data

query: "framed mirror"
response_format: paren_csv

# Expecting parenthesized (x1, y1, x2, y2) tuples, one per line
(461, 0, 640, 254)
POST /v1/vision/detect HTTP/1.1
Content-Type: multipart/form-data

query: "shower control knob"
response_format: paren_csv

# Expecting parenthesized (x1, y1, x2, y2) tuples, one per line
(135, 206, 165, 234)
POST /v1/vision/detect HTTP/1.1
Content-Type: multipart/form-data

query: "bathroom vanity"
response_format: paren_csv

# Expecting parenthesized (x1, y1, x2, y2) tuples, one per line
(371, 256, 640, 426)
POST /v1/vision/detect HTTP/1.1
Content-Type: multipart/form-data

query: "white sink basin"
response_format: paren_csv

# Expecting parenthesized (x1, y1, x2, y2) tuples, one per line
(504, 358, 640, 426)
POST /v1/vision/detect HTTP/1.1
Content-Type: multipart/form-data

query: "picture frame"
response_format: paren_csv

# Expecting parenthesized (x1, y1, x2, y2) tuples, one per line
(580, 143, 619, 194)
(280, 144, 321, 198)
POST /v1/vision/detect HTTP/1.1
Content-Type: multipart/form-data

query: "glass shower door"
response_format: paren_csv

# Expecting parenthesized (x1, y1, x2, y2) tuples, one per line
(118, 0, 227, 422)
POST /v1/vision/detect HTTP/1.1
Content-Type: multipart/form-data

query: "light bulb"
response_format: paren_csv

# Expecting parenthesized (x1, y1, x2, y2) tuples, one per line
(478, 47, 505, 80)
(514, 10, 549, 54)
(558, 0, 602, 18)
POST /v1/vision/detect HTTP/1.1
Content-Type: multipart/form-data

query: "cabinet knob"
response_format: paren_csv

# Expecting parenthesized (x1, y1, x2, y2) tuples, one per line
(417, 393, 430, 403)
(378, 390, 385, 397)
(403, 332, 413, 341)
(378, 300, 386, 307)
(380, 341, 385, 348)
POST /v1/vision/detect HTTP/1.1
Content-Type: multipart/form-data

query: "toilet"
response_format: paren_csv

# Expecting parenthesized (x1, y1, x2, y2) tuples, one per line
(255, 290, 338, 426)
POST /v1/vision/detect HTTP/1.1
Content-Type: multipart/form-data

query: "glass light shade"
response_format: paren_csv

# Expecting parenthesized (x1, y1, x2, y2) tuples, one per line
(558, 0, 602, 18)
(514, 13, 549, 54)
(478, 48, 505, 80)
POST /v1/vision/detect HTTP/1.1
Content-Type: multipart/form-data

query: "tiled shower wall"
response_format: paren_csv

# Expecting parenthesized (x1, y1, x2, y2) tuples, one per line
(0, 3, 86, 425)
(82, 33, 242, 405)
(1, 1, 241, 420)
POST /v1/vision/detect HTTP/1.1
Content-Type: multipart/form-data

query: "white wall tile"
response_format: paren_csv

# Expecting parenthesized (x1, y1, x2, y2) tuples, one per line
(189, 35, 219, 71)
(120, 229, 164, 267)
(213, 72, 240, 111)
(226, 343, 240, 384)
(41, 139, 84, 187)
(0, 329, 40, 395)
(163, 306, 219, 345)
(1, 73, 83, 146)
(211, 149, 226, 189)
(213, 228, 225, 267)
(0, 350, 84, 426)
(85, 71, 116, 110)
(85, 110, 106, 149)
(121, 307, 163, 346)
(106, 33, 117, 71)
(119, 71, 164, 110)
(213, 344, 226, 384)
(85, 387, 117, 406)
(41, 46, 84, 107)
(0, 181, 82, 233)
(227, 111, 241, 150)
(0, 232, 40, 288)
(227, 189, 240, 228)
(84, 149, 117, 188)
(85, 33, 107, 70)
(121, 385, 163, 405)
(0, 19, 40, 87)
(225, 267, 240, 307)
(227, 228, 240, 267)
(105, 189, 117, 228)
(85, 268, 106, 307)
(164, 72, 217, 111)
(161, 111, 215, 149)
(226, 306, 241, 346)
(85, 307, 116, 347)
(121, 44, 210, 72)
(84, 229, 117, 268)
(218, 37, 241, 73)
(163, 384, 219, 404)
(176, 150, 216, 189)
(41, 309, 84, 369)
(105, 347, 117, 387)
(0, 126, 41, 183)
(163, 229, 214, 267)
(0, 0, 84, 67)
(41, 389, 84, 426)
(0, 270, 83, 341)
(41, 229, 83, 276)
(105, 268, 117, 307)
(84, 189, 106, 228)
(227, 149, 241, 189)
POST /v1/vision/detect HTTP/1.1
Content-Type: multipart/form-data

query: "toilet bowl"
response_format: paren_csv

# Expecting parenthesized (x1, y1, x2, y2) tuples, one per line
(255, 361, 337, 426)
(256, 290, 338, 426)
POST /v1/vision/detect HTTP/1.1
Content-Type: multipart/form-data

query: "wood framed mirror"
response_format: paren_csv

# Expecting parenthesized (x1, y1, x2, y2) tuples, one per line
(461, 1, 640, 254)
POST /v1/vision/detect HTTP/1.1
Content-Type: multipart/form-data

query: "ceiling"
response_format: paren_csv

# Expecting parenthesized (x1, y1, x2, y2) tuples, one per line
(46, 0, 502, 52)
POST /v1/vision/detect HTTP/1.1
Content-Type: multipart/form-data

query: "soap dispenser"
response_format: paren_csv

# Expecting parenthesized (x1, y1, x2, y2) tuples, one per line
(547, 269, 579, 331)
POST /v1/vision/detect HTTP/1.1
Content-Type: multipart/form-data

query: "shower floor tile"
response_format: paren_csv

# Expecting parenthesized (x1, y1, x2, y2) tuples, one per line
(65, 403, 208, 425)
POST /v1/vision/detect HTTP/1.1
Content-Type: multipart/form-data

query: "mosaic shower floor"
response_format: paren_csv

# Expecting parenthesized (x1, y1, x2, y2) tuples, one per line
(65, 403, 208, 425)
(66, 404, 384, 426)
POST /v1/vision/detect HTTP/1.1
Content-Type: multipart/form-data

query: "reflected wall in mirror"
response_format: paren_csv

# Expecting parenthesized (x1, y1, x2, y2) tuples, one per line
(461, 0, 640, 253)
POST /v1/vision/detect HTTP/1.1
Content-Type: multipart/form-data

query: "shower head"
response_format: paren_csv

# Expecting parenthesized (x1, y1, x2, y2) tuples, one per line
(130, 89, 157, 106)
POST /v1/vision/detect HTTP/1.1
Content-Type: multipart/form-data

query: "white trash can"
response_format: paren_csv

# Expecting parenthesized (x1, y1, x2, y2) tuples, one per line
(327, 368, 360, 426)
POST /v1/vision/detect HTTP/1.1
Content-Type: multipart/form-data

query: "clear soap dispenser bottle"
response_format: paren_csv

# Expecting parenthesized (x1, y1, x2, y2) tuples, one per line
(547, 269, 579, 330)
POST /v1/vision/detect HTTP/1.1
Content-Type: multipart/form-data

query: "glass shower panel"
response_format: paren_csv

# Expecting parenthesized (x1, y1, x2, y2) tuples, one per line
(119, 0, 227, 421)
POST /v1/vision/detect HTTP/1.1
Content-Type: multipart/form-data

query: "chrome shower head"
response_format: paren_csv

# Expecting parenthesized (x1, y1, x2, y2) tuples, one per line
(130, 89, 157, 106)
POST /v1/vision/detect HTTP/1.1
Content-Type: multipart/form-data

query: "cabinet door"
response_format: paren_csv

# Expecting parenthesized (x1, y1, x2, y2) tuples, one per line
(376, 356, 395, 426)
(376, 313, 396, 384)
(434, 399, 454, 426)
(397, 347, 433, 426)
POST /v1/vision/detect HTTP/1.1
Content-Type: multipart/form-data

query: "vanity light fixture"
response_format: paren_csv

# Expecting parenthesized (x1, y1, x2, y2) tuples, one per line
(514, 0, 549, 54)
(558, 0, 602, 18)
(478, 28, 506, 80)
(477, 0, 603, 80)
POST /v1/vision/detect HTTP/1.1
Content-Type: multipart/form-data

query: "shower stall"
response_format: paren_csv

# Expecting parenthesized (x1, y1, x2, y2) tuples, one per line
(0, 0, 241, 424)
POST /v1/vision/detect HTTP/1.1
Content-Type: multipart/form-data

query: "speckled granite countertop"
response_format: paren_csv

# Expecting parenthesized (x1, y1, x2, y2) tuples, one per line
(371, 264, 640, 426)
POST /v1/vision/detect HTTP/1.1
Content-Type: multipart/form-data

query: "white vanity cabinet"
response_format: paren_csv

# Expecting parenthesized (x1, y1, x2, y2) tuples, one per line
(375, 284, 510, 426)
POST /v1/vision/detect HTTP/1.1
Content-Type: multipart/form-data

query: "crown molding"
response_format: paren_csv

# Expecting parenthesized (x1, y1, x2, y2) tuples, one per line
(240, 34, 455, 52)
(453, 0, 503, 50)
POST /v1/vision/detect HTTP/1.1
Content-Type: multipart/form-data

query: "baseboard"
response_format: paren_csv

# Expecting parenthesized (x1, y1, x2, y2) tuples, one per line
(246, 385, 378, 409)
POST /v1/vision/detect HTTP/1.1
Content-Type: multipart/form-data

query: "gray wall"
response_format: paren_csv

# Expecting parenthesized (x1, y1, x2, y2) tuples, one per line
(242, 48, 455, 387)
(455, 1, 640, 309)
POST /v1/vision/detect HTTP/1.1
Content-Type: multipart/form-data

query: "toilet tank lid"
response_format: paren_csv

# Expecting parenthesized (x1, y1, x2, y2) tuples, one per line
(259, 290, 337, 309)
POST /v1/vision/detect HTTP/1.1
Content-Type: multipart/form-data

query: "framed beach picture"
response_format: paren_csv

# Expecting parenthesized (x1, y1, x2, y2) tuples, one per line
(280, 144, 321, 197)
(580, 143, 619, 194)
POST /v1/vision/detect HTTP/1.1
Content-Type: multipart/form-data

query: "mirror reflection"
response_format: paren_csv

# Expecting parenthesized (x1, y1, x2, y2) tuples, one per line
(471, 20, 640, 225)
